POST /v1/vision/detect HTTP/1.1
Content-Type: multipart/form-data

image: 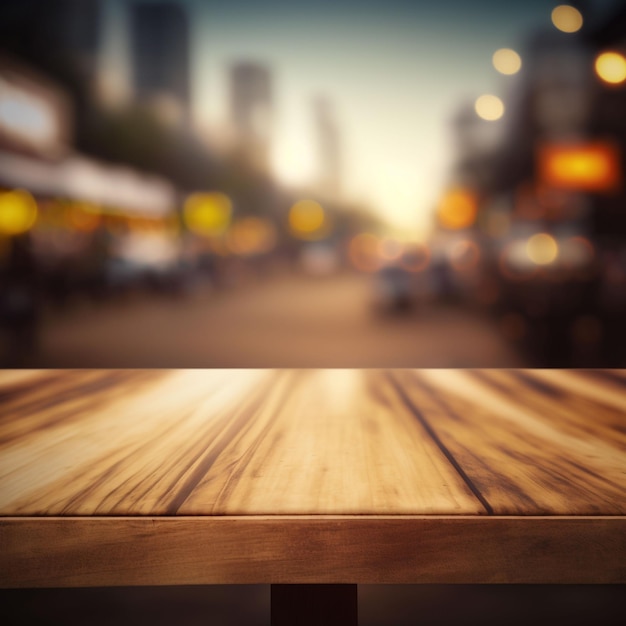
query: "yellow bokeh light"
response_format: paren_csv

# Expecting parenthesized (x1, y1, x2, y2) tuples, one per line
(0, 189, 38, 236)
(492, 48, 522, 75)
(183, 192, 232, 236)
(595, 51, 626, 85)
(526, 233, 558, 265)
(438, 189, 478, 230)
(475, 94, 504, 121)
(551, 5, 583, 34)
(288, 199, 326, 239)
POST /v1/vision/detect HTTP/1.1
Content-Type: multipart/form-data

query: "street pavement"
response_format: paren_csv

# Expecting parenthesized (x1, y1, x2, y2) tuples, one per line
(33, 271, 524, 368)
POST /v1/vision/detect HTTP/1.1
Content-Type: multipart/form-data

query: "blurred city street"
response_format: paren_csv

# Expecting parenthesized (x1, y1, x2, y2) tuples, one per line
(32, 271, 524, 368)
(2, 1, 626, 368)
(2, 1, 625, 624)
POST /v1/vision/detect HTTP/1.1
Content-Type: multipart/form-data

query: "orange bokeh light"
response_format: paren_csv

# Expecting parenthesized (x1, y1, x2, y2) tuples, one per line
(437, 188, 478, 230)
(227, 217, 277, 256)
(538, 142, 621, 192)
(348, 233, 381, 272)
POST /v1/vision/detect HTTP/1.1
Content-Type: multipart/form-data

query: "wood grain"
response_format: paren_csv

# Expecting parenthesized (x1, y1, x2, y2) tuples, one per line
(390, 369, 626, 515)
(0, 370, 481, 515)
(0, 369, 625, 587)
(1, 516, 625, 586)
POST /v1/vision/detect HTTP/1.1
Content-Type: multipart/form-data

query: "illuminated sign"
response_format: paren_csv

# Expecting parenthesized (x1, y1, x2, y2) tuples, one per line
(538, 142, 621, 192)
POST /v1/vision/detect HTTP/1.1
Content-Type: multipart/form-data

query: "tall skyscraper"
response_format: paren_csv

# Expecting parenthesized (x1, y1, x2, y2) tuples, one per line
(229, 61, 272, 170)
(129, 1, 190, 122)
(314, 96, 341, 197)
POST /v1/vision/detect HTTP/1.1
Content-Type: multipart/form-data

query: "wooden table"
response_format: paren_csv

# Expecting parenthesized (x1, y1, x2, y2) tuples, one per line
(1, 369, 625, 624)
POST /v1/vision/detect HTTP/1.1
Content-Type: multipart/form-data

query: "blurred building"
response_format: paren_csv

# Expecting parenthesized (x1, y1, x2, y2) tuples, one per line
(129, 1, 191, 125)
(55, 0, 103, 77)
(313, 96, 341, 198)
(439, 1, 626, 365)
(0, 0, 103, 97)
(229, 62, 273, 171)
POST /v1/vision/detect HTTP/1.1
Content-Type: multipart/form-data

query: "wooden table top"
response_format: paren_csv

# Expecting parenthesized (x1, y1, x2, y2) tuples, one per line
(1, 369, 625, 586)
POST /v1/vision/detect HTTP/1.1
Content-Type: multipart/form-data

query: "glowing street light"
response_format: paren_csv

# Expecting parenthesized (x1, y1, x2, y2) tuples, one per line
(183, 192, 232, 236)
(437, 188, 478, 230)
(492, 48, 522, 75)
(551, 5, 583, 34)
(288, 199, 328, 240)
(0, 189, 38, 236)
(595, 51, 626, 85)
(526, 233, 558, 265)
(475, 94, 505, 121)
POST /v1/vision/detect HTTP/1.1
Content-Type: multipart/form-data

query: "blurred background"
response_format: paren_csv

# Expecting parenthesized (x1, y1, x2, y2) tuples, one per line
(1, 0, 626, 367)
(2, 2, 626, 624)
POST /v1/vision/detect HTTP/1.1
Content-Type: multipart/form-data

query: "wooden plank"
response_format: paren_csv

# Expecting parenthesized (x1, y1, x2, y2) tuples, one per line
(1, 516, 625, 587)
(0, 370, 273, 515)
(390, 370, 626, 515)
(178, 370, 480, 515)
(0, 370, 481, 516)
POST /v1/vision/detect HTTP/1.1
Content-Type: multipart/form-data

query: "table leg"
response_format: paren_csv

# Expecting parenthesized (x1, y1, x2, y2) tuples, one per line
(271, 584, 358, 626)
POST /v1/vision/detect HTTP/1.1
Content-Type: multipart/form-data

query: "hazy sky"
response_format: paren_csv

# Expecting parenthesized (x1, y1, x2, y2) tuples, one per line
(109, 1, 604, 234)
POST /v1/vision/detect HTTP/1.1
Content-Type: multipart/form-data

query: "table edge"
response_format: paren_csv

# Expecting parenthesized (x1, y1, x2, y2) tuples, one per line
(2, 515, 625, 586)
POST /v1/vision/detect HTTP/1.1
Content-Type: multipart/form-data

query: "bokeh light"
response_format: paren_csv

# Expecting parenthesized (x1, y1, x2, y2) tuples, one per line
(227, 217, 277, 256)
(183, 192, 232, 236)
(561, 236, 595, 270)
(551, 5, 583, 34)
(474, 94, 505, 121)
(594, 51, 626, 85)
(526, 233, 558, 265)
(438, 188, 478, 230)
(348, 232, 381, 272)
(499, 242, 539, 281)
(0, 189, 38, 236)
(65, 203, 101, 232)
(288, 199, 327, 240)
(538, 143, 621, 192)
(492, 48, 522, 75)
